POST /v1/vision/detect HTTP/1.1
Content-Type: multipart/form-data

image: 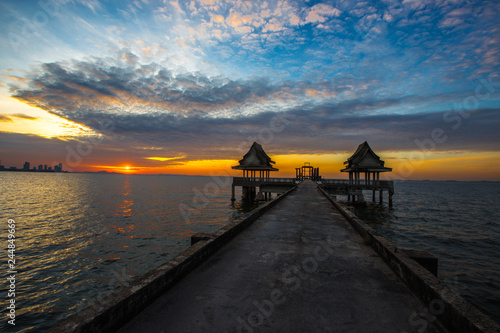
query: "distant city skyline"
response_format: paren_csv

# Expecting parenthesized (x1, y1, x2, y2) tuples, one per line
(0, 1, 499, 180)
(0, 160, 64, 172)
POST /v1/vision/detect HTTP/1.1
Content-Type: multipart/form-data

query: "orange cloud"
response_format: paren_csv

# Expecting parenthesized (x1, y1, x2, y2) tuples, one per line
(144, 156, 185, 162)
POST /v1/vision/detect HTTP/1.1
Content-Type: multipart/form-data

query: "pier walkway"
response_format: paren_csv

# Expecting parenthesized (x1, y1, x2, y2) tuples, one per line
(119, 180, 440, 332)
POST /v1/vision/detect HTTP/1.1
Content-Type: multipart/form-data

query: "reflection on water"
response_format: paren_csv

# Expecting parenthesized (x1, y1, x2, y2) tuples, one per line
(232, 198, 260, 214)
(116, 175, 134, 217)
(3, 174, 498, 331)
(0, 173, 254, 332)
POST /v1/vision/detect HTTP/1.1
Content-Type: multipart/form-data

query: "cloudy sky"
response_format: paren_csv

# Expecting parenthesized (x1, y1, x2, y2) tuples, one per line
(0, 0, 499, 179)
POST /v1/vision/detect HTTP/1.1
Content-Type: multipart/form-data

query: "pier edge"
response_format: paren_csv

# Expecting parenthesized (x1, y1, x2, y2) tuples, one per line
(47, 186, 298, 333)
(317, 185, 500, 333)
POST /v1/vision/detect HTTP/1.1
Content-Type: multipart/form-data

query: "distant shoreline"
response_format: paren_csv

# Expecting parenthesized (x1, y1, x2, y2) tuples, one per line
(0, 169, 68, 173)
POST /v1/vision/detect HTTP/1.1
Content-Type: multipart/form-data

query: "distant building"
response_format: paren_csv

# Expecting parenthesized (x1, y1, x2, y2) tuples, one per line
(0, 161, 68, 173)
(54, 163, 63, 172)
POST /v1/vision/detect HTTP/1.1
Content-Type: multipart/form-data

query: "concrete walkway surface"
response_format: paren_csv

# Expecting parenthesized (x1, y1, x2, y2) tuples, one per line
(118, 180, 441, 333)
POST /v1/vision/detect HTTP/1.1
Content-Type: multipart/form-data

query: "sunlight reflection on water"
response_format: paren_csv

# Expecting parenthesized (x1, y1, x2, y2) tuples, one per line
(3, 174, 498, 331)
(0, 172, 248, 332)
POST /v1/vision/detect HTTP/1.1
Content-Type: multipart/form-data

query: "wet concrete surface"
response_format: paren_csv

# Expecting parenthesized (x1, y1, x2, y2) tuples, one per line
(118, 180, 441, 333)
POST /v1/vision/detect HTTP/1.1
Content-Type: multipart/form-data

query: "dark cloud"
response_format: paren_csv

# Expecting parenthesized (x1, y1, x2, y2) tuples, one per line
(11, 57, 285, 123)
(7, 54, 500, 163)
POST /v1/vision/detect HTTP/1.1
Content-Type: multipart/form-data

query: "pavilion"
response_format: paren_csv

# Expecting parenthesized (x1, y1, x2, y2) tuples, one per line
(232, 142, 279, 200)
(341, 141, 393, 206)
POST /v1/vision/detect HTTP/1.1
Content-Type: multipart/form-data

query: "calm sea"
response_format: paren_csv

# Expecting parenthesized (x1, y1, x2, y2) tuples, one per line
(0, 173, 498, 331)
(350, 180, 500, 325)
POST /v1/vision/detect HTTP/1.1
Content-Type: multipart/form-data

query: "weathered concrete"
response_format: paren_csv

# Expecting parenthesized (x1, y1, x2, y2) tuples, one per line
(402, 249, 439, 277)
(318, 186, 500, 333)
(191, 232, 217, 245)
(118, 181, 443, 333)
(48, 185, 297, 333)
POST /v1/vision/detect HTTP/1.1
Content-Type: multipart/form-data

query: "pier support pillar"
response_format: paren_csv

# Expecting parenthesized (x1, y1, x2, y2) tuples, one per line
(231, 185, 235, 201)
(242, 186, 256, 200)
(379, 190, 383, 205)
(389, 192, 393, 208)
(372, 190, 375, 202)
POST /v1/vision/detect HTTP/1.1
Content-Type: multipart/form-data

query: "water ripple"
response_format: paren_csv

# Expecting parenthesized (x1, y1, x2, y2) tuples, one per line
(352, 180, 500, 324)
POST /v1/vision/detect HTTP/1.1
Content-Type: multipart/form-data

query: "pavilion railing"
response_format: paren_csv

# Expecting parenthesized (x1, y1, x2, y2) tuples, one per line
(232, 177, 393, 190)
(321, 179, 394, 190)
(232, 177, 298, 186)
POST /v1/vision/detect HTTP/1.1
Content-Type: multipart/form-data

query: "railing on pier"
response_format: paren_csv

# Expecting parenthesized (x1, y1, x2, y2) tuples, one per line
(321, 179, 394, 190)
(232, 177, 298, 186)
(231, 177, 394, 206)
(232, 177, 393, 190)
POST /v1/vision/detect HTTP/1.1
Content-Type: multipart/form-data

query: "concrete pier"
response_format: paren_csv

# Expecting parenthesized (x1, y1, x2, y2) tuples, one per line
(118, 180, 442, 332)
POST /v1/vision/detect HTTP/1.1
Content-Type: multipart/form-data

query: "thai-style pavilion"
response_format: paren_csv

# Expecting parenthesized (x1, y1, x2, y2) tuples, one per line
(341, 141, 392, 183)
(231, 142, 279, 200)
(340, 141, 393, 206)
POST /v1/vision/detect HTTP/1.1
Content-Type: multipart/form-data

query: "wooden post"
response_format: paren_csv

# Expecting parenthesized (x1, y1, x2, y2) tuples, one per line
(379, 189, 383, 205)
(231, 184, 235, 201)
(389, 192, 393, 208)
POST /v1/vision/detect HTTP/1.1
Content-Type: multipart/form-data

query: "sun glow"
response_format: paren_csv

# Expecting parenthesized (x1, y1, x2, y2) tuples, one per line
(0, 96, 96, 138)
(89, 165, 143, 173)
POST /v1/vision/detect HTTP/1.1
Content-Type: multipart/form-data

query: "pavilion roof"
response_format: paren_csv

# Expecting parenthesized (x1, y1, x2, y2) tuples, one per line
(341, 141, 392, 172)
(232, 142, 279, 171)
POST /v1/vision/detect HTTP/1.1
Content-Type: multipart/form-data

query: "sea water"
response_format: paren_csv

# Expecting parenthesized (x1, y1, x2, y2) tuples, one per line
(0, 173, 498, 331)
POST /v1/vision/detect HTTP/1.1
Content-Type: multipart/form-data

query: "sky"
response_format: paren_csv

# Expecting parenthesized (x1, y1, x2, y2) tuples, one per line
(0, 0, 499, 180)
